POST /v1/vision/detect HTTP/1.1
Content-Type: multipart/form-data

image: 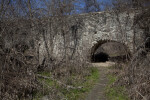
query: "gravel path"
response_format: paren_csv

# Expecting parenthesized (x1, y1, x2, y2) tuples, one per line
(85, 62, 115, 100)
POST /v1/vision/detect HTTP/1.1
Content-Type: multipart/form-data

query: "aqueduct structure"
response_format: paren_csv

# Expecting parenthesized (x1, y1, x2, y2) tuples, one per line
(38, 11, 138, 63)
(3, 11, 143, 63)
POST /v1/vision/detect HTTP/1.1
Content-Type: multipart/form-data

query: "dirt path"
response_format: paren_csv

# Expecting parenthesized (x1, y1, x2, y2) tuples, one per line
(85, 62, 115, 100)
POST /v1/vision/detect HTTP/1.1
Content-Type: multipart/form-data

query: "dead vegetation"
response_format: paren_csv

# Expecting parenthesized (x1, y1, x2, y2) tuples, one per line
(125, 7, 150, 99)
(104, 1, 150, 100)
(108, 1, 150, 99)
(0, 0, 90, 99)
(0, 0, 150, 100)
(0, 47, 38, 100)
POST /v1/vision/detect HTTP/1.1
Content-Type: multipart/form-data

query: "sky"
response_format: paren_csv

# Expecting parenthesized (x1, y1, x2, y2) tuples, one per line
(35, 0, 112, 14)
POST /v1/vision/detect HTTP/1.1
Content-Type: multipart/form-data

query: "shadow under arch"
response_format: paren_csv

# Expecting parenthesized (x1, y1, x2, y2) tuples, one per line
(92, 52, 109, 62)
(90, 39, 131, 62)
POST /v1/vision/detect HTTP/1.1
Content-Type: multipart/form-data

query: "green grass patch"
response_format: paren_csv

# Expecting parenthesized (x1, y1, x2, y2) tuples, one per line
(37, 71, 52, 77)
(33, 72, 56, 100)
(34, 67, 99, 100)
(105, 75, 129, 100)
(56, 67, 99, 100)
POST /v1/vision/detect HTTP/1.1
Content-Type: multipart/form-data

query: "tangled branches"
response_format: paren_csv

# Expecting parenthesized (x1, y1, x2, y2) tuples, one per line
(0, 45, 39, 100)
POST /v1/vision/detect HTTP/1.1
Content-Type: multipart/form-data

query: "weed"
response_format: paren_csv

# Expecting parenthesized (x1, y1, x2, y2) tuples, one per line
(34, 67, 99, 100)
(105, 75, 129, 100)
(59, 67, 100, 100)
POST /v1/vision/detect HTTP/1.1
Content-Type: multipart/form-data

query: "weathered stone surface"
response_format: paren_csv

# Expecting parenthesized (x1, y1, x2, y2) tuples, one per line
(95, 42, 128, 57)
(38, 11, 135, 62)
(3, 11, 143, 63)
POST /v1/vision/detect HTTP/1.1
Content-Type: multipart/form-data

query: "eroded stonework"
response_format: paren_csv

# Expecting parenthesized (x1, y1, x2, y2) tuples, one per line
(3, 11, 142, 64)
(38, 11, 137, 63)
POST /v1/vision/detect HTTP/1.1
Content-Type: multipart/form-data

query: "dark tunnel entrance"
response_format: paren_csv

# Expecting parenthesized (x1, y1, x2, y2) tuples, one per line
(90, 40, 131, 63)
(91, 52, 109, 62)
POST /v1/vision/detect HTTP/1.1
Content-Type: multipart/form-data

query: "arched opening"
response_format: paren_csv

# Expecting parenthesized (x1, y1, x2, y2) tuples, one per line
(145, 37, 150, 49)
(90, 40, 130, 63)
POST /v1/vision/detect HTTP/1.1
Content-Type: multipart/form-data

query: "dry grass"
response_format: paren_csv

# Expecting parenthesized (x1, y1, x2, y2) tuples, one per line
(112, 49, 150, 100)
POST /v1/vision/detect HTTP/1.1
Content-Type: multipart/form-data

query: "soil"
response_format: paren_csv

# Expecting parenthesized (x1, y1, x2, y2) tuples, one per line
(85, 62, 115, 100)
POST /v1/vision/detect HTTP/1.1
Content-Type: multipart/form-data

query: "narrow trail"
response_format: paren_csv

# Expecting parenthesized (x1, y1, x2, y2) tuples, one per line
(85, 62, 115, 100)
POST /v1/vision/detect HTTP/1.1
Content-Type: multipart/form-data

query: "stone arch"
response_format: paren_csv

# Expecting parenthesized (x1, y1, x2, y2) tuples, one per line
(90, 39, 130, 62)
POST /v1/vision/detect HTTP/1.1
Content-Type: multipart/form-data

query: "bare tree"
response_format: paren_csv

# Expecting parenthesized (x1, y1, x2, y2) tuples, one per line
(84, 0, 101, 13)
(109, 0, 150, 100)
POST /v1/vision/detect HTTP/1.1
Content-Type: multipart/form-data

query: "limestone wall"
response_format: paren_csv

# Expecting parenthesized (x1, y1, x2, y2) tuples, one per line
(38, 11, 135, 63)
(3, 11, 141, 64)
